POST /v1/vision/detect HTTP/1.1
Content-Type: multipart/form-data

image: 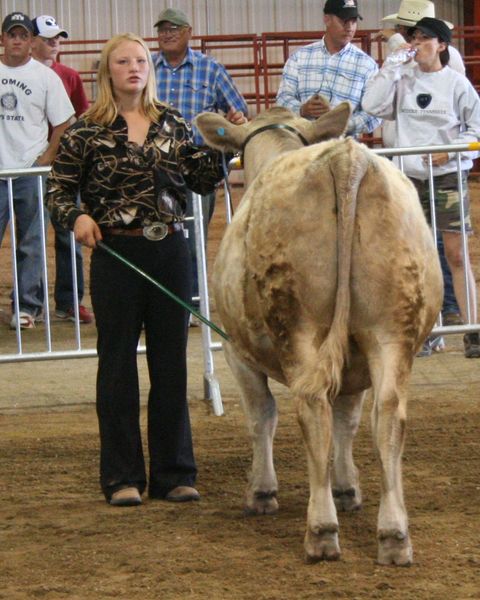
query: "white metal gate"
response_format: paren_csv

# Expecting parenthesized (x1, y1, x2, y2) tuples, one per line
(1, 142, 479, 415)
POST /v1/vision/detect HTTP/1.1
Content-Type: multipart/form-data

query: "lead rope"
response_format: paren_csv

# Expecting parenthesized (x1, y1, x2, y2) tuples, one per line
(98, 240, 229, 341)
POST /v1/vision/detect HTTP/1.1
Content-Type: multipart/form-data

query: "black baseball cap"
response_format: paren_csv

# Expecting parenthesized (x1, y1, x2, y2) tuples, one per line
(2, 12, 34, 34)
(408, 17, 452, 43)
(324, 0, 362, 20)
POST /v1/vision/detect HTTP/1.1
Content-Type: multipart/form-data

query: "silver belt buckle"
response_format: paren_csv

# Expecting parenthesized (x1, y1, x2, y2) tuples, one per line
(143, 221, 168, 241)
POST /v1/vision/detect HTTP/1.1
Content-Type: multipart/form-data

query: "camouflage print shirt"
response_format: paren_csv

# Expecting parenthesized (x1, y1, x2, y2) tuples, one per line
(46, 105, 225, 230)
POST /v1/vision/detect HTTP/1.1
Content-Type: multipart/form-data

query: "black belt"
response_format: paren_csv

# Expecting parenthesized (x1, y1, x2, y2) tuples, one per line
(102, 222, 183, 241)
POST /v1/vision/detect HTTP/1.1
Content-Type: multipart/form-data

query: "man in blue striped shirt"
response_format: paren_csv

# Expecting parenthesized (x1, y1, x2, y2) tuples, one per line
(276, 0, 381, 136)
(153, 7, 248, 318)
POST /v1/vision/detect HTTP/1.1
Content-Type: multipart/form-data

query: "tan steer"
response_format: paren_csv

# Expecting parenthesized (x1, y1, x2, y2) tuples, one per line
(195, 105, 443, 565)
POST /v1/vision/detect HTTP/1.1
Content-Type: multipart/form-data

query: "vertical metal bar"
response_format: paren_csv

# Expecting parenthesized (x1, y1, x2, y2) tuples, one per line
(69, 230, 82, 348)
(455, 154, 472, 323)
(261, 34, 270, 109)
(37, 176, 52, 352)
(221, 153, 233, 224)
(7, 177, 23, 353)
(426, 154, 439, 246)
(69, 193, 82, 348)
(426, 154, 442, 328)
(192, 192, 224, 416)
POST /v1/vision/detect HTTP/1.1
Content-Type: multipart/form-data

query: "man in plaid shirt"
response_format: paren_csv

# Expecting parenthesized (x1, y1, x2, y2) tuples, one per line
(153, 8, 247, 318)
(276, 0, 381, 136)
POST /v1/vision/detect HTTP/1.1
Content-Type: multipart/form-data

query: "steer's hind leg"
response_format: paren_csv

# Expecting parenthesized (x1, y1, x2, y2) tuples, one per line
(296, 391, 340, 562)
(332, 391, 366, 512)
(368, 345, 413, 566)
(223, 345, 279, 515)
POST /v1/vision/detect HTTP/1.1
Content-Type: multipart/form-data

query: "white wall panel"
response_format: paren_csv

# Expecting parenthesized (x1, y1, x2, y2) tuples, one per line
(1, 1, 465, 38)
(0, 0, 466, 93)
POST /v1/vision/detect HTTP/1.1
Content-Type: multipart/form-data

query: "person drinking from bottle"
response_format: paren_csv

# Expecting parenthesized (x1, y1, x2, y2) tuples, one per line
(375, 0, 468, 352)
(47, 33, 228, 506)
(363, 17, 480, 359)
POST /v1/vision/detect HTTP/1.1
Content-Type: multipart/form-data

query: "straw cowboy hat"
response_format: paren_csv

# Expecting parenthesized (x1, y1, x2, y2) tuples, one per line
(382, 0, 453, 29)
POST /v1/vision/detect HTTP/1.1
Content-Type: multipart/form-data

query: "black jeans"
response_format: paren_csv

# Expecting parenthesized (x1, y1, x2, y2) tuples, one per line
(90, 231, 197, 501)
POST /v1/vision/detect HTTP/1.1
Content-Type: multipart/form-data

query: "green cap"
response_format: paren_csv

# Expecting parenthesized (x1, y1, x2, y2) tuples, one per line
(154, 8, 190, 28)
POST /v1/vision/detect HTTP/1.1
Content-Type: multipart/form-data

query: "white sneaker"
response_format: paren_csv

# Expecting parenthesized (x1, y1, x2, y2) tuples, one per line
(430, 336, 446, 352)
(416, 335, 445, 358)
(10, 311, 35, 330)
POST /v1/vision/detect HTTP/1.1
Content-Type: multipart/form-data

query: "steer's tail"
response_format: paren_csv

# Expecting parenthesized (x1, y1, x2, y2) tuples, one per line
(294, 139, 369, 402)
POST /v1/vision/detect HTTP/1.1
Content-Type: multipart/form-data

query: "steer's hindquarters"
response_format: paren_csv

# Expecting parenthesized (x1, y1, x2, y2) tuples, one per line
(242, 138, 441, 564)
(243, 137, 441, 396)
(215, 137, 442, 564)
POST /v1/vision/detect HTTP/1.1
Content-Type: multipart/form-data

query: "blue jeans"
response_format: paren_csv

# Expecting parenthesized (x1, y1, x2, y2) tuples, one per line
(185, 190, 216, 306)
(437, 234, 459, 316)
(0, 176, 45, 317)
(53, 221, 84, 311)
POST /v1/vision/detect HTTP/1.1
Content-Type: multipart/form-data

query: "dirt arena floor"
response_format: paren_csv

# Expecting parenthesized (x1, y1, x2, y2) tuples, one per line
(0, 179, 479, 599)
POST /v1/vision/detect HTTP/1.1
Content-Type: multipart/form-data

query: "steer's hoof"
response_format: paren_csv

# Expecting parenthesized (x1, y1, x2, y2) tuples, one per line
(377, 529, 413, 566)
(244, 490, 278, 516)
(332, 487, 362, 512)
(304, 525, 341, 563)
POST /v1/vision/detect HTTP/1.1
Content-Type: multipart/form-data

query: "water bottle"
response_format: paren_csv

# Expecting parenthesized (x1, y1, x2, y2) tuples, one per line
(384, 48, 417, 66)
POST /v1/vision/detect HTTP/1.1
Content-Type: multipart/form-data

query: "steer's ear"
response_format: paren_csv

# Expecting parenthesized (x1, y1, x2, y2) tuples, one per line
(194, 112, 247, 152)
(303, 102, 351, 144)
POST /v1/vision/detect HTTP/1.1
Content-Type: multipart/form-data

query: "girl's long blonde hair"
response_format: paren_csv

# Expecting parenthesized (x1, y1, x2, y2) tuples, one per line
(84, 32, 166, 126)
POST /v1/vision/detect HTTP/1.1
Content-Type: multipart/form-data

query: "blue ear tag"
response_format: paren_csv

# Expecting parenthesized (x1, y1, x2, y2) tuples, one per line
(217, 127, 225, 136)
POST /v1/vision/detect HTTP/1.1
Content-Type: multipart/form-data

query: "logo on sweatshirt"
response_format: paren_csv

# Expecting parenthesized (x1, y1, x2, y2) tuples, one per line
(416, 94, 432, 109)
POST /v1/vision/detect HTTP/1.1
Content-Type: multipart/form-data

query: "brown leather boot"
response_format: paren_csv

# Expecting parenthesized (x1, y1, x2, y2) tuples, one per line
(165, 486, 200, 502)
(109, 487, 142, 507)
